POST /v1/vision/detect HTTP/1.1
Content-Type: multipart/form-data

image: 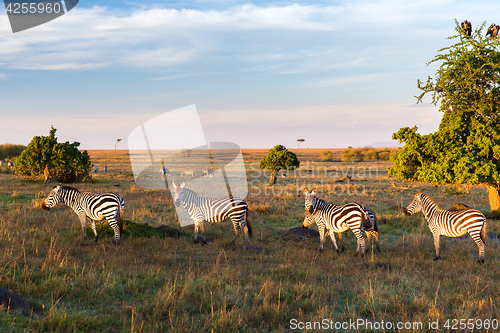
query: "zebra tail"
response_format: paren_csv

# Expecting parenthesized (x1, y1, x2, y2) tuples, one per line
(361, 209, 372, 231)
(481, 219, 487, 244)
(246, 208, 253, 238)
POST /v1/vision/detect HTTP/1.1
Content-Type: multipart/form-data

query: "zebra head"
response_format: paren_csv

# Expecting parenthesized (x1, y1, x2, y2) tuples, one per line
(303, 188, 317, 214)
(302, 214, 315, 230)
(172, 181, 186, 207)
(405, 192, 424, 216)
(42, 185, 63, 211)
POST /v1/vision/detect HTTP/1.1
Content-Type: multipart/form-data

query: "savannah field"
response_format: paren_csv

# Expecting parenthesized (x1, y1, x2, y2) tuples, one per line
(1, 148, 500, 332)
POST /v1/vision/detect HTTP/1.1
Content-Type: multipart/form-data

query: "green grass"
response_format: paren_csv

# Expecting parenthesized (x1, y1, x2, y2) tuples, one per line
(0, 150, 499, 332)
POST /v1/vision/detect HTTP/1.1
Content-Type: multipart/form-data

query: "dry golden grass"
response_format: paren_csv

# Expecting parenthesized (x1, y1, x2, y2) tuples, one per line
(0, 149, 499, 332)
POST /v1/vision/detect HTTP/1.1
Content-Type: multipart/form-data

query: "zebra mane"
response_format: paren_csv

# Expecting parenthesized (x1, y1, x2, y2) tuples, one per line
(58, 185, 80, 193)
(419, 193, 439, 209)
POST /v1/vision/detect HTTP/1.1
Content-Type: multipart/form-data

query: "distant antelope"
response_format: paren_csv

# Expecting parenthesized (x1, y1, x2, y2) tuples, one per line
(203, 169, 214, 178)
(181, 170, 195, 178)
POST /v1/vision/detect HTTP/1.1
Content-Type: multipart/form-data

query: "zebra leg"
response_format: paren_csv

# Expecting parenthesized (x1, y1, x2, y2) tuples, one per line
(318, 226, 326, 252)
(230, 221, 241, 245)
(432, 233, 441, 261)
(328, 232, 340, 254)
(353, 230, 365, 257)
(192, 221, 200, 243)
(78, 214, 88, 240)
(337, 232, 345, 252)
(199, 221, 207, 244)
(470, 230, 485, 264)
(90, 219, 99, 242)
(110, 222, 121, 245)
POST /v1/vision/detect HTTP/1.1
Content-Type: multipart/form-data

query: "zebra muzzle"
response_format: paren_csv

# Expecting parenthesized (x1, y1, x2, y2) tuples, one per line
(302, 225, 308, 230)
(174, 199, 180, 207)
(41, 204, 50, 211)
(404, 208, 410, 216)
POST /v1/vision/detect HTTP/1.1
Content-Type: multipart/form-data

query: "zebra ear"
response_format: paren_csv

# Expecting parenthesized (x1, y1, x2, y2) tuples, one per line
(303, 188, 309, 195)
(180, 182, 185, 188)
(311, 189, 316, 195)
(172, 181, 177, 189)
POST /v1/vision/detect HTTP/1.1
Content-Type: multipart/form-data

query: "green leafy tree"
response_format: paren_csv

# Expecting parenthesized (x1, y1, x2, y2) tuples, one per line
(16, 126, 91, 183)
(259, 144, 300, 185)
(0, 143, 26, 160)
(390, 21, 500, 210)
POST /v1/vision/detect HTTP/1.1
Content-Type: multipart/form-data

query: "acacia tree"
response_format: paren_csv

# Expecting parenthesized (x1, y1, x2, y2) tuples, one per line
(259, 144, 300, 185)
(16, 126, 91, 183)
(390, 21, 500, 210)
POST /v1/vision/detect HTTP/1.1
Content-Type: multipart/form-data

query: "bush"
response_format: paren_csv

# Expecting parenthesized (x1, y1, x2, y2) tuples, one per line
(363, 149, 379, 160)
(378, 151, 391, 160)
(0, 143, 26, 160)
(16, 126, 91, 183)
(321, 151, 338, 162)
(178, 149, 191, 157)
(341, 148, 364, 162)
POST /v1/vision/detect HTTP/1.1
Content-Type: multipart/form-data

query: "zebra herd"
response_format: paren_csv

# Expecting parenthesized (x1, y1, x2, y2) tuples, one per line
(41, 183, 488, 263)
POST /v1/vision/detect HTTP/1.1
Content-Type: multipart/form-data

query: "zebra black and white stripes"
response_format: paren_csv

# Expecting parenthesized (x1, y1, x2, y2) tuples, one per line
(302, 189, 374, 256)
(172, 181, 252, 244)
(42, 185, 125, 245)
(304, 206, 381, 253)
(405, 192, 486, 263)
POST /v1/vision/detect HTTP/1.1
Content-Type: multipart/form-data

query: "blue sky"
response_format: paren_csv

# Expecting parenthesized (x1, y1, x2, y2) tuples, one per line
(0, 0, 498, 149)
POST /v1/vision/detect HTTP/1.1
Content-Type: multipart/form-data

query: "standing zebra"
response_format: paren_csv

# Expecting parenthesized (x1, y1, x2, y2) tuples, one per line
(306, 206, 381, 253)
(92, 165, 98, 174)
(42, 185, 125, 245)
(302, 189, 373, 256)
(172, 181, 252, 244)
(405, 192, 487, 263)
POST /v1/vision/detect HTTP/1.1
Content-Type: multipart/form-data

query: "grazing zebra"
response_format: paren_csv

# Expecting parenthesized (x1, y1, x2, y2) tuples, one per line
(486, 23, 499, 37)
(160, 167, 171, 176)
(41, 185, 125, 245)
(172, 181, 252, 244)
(302, 189, 373, 256)
(181, 170, 195, 178)
(405, 192, 486, 263)
(92, 165, 98, 174)
(202, 169, 214, 178)
(312, 206, 380, 253)
(7, 161, 14, 168)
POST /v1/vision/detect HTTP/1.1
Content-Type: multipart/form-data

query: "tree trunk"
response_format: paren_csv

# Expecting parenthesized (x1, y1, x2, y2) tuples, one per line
(269, 169, 279, 185)
(485, 183, 500, 211)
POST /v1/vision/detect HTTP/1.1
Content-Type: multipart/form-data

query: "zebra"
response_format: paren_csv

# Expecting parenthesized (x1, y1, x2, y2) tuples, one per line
(172, 181, 252, 244)
(302, 189, 373, 256)
(0, 161, 3, 168)
(405, 192, 486, 263)
(41, 185, 125, 245)
(104, 166, 108, 173)
(181, 170, 195, 178)
(92, 165, 98, 174)
(7, 161, 14, 168)
(202, 169, 214, 178)
(160, 167, 171, 176)
(305, 206, 381, 253)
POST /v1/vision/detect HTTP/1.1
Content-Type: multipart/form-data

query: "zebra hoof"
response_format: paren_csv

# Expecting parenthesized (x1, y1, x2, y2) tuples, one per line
(94, 237, 99, 243)
(319, 248, 324, 253)
(433, 255, 441, 261)
(113, 239, 120, 246)
(341, 246, 346, 253)
(477, 258, 485, 264)
(191, 237, 200, 244)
